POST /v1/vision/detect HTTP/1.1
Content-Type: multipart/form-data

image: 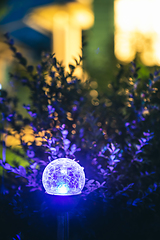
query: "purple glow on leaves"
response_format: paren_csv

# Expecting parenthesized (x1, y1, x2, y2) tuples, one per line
(42, 158, 85, 196)
(95, 47, 100, 54)
(23, 104, 30, 110)
(70, 144, 77, 154)
(27, 150, 35, 158)
(72, 105, 77, 111)
(62, 130, 68, 138)
(63, 139, 70, 150)
(79, 128, 84, 138)
(13, 234, 21, 240)
(47, 105, 55, 114)
(28, 111, 37, 117)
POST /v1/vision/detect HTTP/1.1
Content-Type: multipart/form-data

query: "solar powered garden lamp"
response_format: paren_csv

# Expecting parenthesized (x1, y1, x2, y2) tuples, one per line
(42, 157, 85, 240)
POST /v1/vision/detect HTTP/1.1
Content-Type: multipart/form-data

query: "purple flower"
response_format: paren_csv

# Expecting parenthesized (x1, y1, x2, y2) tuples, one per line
(27, 150, 35, 158)
(72, 105, 77, 112)
(62, 130, 68, 138)
(21, 78, 28, 84)
(23, 104, 30, 110)
(50, 147, 56, 155)
(37, 64, 42, 72)
(28, 111, 37, 117)
(79, 128, 84, 138)
(63, 139, 70, 150)
(47, 105, 55, 114)
(125, 122, 130, 127)
(70, 144, 77, 154)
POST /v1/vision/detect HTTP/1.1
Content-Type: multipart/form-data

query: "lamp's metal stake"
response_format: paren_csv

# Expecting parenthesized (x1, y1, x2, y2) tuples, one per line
(64, 212, 69, 240)
(57, 212, 69, 240)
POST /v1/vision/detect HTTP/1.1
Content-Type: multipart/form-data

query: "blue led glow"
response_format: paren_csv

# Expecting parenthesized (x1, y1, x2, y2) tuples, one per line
(57, 185, 68, 194)
(42, 158, 85, 196)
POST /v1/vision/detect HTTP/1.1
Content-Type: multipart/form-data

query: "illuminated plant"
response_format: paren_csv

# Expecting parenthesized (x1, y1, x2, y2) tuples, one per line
(0, 35, 160, 240)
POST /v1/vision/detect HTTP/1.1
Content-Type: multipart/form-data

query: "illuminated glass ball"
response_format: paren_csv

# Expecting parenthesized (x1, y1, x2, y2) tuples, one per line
(42, 158, 85, 196)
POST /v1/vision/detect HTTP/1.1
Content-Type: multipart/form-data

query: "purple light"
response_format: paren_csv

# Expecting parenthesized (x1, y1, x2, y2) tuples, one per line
(42, 158, 85, 196)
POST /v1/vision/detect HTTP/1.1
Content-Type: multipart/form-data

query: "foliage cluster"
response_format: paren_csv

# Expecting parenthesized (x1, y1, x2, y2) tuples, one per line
(1, 33, 160, 239)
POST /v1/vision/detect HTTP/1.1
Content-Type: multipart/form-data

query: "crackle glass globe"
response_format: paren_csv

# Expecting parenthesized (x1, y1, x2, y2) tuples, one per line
(42, 158, 85, 196)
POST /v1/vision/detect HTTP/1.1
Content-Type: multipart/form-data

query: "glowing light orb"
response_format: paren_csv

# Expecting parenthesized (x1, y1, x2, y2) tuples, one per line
(42, 158, 85, 196)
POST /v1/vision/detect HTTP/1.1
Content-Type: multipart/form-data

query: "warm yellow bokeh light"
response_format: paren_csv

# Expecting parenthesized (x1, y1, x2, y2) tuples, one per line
(3, 126, 46, 148)
(24, 1, 94, 76)
(68, 2, 94, 29)
(90, 89, 98, 98)
(114, 0, 160, 66)
(77, 0, 94, 4)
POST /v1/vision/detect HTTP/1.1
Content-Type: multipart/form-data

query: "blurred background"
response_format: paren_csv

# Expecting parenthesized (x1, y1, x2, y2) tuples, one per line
(1, 0, 160, 91)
